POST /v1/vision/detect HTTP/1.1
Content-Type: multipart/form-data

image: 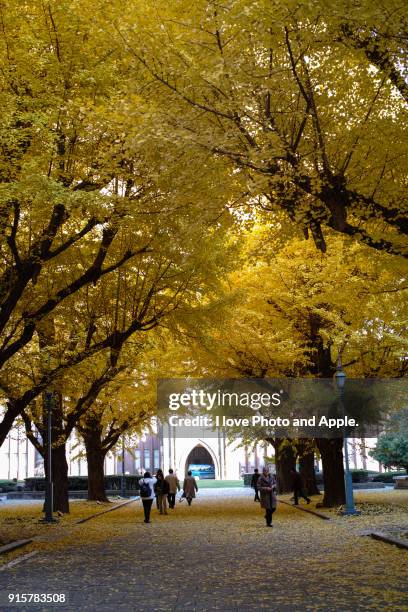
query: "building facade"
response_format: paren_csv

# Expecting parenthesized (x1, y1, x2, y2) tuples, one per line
(160, 422, 268, 479)
(0, 419, 382, 482)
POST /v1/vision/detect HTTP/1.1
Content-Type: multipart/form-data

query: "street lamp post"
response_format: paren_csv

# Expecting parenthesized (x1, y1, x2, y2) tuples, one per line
(335, 355, 360, 516)
(42, 390, 57, 523)
(121, 434, 126, 498)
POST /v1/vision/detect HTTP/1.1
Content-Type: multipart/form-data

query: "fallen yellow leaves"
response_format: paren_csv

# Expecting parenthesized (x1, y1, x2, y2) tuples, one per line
(0, 500, 122, 565)
(0, 489, 407, 610)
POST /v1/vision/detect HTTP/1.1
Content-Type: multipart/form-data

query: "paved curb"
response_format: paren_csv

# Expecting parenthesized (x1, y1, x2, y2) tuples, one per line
(0, 551, 38, 571)
(278, 499, 331, 520)
(369, 531, 408, 550)
(76, 497, 138, 524)
(0, 498, 138, 568)
(0, 538, 33, 555)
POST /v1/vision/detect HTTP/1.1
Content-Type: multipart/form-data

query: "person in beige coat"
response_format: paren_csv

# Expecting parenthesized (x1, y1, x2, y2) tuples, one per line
(165, 469, 180, 509)
(183, 470, 198, 506)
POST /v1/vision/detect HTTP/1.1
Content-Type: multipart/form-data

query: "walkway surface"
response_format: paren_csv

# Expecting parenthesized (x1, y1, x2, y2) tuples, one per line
(0, 488, 407, 611)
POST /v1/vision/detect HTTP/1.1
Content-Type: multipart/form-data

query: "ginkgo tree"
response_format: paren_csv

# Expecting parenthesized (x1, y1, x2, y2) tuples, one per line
(76, 335, 169, 503)
(0, 0, 240, 447)
(0, 0, 244, 513)
(187, 225, 407, 505)
(9, 193, 236, 511)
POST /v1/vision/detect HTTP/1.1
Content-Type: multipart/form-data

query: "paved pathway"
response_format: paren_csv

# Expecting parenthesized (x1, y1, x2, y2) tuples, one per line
(0, 489, 407, 611)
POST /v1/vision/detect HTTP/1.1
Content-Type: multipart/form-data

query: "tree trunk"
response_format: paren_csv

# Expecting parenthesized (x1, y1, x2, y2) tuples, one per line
(42, 441, 69, 514)
(42, 394, 70, 514)
(80, 412, 109, 502)
(86, 443, 108, 502)
(82, 419, 109, 502)
(316, 438, 345, 507)
(360, 438, 368, 470)
(274, 438, 296, 493)
(51, 444, 69, 513)
(306, 317, 343, 505)
(298, 447, 320, 496)
(51, 390, 69, 513)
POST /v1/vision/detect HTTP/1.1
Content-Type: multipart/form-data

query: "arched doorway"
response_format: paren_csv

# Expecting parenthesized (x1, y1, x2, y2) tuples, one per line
(185, 444, 215, 479)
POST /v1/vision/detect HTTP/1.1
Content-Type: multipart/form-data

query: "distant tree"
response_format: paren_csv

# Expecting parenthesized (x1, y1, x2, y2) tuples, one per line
(369, 409, 408, 473)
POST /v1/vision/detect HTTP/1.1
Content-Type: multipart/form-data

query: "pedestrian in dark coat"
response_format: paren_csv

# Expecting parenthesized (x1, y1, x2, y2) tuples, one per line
(290, 468, 311, 505)
(154, 469, 170, 514)
(250, 468, 261, 501)
(139, 471, 157, 523)
(257, 466, 277, 527)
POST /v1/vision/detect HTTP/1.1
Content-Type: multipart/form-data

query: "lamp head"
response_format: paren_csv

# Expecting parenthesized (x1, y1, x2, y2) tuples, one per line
(334, 354, 346, 389)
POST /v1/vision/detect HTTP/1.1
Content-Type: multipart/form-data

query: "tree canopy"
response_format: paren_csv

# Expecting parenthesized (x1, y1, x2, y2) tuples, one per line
(113, 0, 407, 256)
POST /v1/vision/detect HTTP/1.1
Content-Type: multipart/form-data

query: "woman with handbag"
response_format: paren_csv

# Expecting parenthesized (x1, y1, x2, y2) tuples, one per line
(183, 470, 198, 506)
(257, 466, 277, 527)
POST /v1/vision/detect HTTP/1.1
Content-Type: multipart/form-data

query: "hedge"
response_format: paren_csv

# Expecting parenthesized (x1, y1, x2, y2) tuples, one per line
(349, 469, 369, 483)
(243, 470, 369, 486)
(24, 474, 143, 492)
(372, 471, 407, 483)
(0, 479, 26, 492)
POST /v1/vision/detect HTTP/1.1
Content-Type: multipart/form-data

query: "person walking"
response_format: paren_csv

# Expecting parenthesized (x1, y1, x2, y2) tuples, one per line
(165, 468, 180, 509)
(183, 470, 198, 506)
(139, 471, 156, 523)
(257, 466, 277, 527)
(154, 469, 170, 514)
(290, 468, 311, 505)
(251, 468, 261, 502)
